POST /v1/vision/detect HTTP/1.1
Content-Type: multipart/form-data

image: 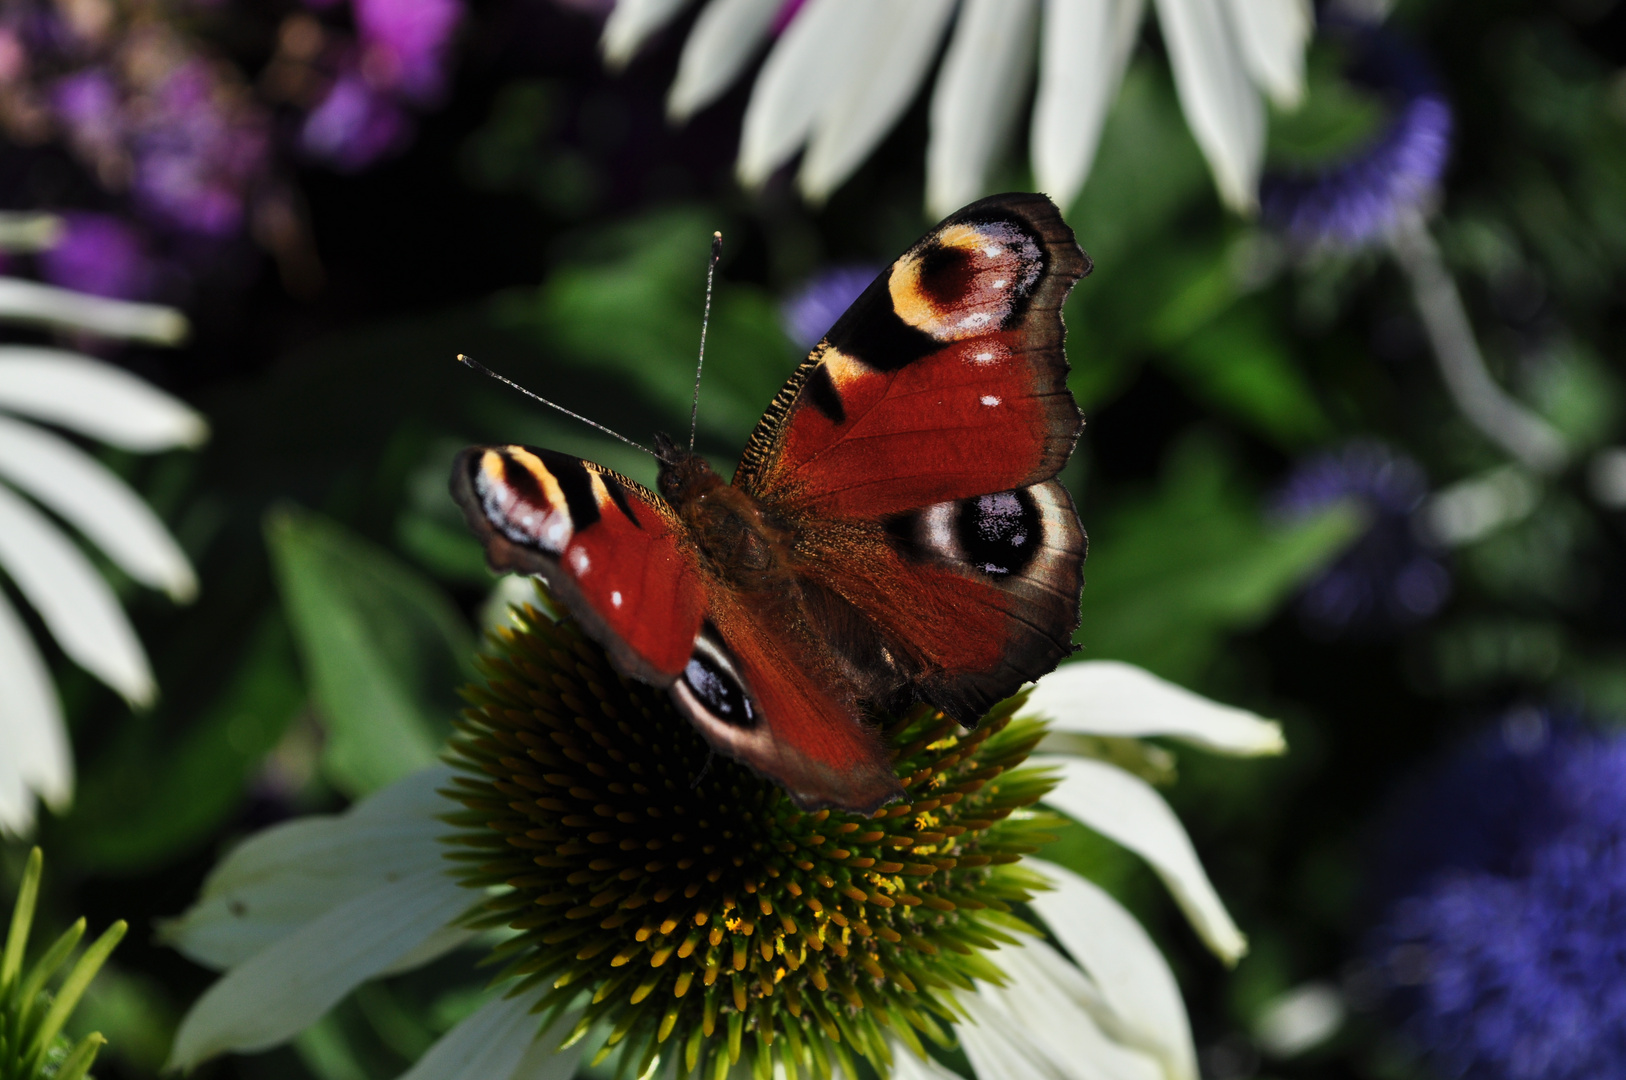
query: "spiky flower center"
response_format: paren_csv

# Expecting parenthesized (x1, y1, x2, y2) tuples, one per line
(445, 593, 1060, 1080)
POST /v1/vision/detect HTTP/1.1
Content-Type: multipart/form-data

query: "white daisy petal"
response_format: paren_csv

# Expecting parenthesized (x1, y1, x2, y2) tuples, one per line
(1037, 754, 1248, 963)
(160, 765, 456, 970)
(0, 587, 70, 835)
(0, 481, 155, 705)
(926, 0, 1040, 217)
(0, 213, 62, 253)
(1031, 859, 1197, 1080)
(1030, 0, 1146, 212)
(399, 994, 584, 1080)
(667, 0, 782, 121)
(1220, 0, 1312, 107)
(737, 0, 869, 188)
(798, 0, 958, 202)
(601, 0, 696, 69)
(0, 277, 188, 344)
(962, 937, 1163, 1080)
(0, 347, 209, 451)
(167, 865, 472, 1068)
(888, 1044, 966, 1080)
(1025, 661, 1286, 756)
(0, 415, 197, 602)
(1152, 0, 1263, 212)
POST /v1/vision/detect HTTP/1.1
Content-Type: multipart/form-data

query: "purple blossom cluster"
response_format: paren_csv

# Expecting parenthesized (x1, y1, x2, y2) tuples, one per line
(0, 0, 463, 301)
(1261, 21, 1453, 248)
(1274, 440, 1450, 636)
(780, 264, 879, 351)
(1367, 716, 1626, 1080)
(285, 0, 465, 172)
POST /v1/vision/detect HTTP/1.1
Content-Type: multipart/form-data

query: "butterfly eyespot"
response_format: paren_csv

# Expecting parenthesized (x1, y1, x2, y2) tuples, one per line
(677, 626, 757, 731)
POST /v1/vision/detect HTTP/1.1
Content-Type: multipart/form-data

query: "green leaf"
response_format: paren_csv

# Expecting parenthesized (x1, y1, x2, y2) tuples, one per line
(1078, 439, 1364, 682)
(266, 506, 474, 796)
(1161, 303, 1331, 447)
(493, 208, 800, 447)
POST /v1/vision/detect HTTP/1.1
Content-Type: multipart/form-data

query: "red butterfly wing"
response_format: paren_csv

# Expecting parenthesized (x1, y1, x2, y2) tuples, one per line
(735, 192, 1087, 518)
(451, 445, 706, 682)
(739, 193, 1090, 725)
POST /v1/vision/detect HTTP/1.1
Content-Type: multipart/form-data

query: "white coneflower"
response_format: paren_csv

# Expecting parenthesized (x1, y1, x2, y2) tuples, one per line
(163, 583, 1282, 1080)
(0, 238, 203, 836)
(600, 0, 1311, 216)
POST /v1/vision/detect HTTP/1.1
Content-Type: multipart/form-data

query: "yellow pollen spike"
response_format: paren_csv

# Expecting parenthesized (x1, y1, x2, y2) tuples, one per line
(673, 969, 694, 998)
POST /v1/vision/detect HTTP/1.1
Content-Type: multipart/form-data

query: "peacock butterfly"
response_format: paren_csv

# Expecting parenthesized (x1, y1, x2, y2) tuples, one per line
(452, 193, 1090, 813)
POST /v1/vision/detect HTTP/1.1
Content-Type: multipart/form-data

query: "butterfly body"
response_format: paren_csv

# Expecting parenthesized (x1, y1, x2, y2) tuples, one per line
(455, 193, 1090, 813)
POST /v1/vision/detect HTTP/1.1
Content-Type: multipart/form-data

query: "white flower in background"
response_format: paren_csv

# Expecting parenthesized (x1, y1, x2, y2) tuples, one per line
(601, 0, 1312, 216)
(0, 228, 204, 835)
(162, 598, 1284, 1080)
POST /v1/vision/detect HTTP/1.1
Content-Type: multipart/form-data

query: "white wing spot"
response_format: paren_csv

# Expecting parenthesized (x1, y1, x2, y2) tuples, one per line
(569, 547, 591, 574)
(972, 350, 996, 365)
(980, 395, 1001, 407)
(611, 590, 623, 608)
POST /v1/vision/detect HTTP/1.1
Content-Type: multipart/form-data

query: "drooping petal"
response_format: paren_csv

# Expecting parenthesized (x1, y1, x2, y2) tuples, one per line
(0, 347, 209, 451)
(0, 277, 188, 344)
(167, 866, 472, 1068)
(737, 0, 870, 188)
(0, 416, 197, 602)
(398, 995, 584, 1080)
(0, 482, 155, 706)
(798, 0, 958, 202)
(160, 766, 456, 970)
(1037, 753, 1248, 962)
(0, 588, 70, 835)
(667, 0, 782, 121)
(961, 936, 1164, 1080)
(1031, 859, 1198, 1080)
(601, 0, 697, 69)
(926, 0, 1040, 217)
(1030, 0, 1146, 212)
(1024, 661, 1286, 756)
(1152, 0, 1263, 211)
(1220, 0, 1311, 107)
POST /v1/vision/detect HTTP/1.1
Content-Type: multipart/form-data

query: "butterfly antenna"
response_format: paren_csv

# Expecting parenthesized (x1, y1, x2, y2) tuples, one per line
(456, 354, 656, 458)
(688, 231, 723, 452)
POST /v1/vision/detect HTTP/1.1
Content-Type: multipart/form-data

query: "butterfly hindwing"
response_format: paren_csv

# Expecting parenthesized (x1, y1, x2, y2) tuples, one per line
(451, 444, 707, 682)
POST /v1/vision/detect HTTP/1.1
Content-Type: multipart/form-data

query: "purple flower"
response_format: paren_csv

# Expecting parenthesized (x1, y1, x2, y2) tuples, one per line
(353, 0, 462, 104)
(1261, 22, 1453, 248)
(780, 264, 879, 351)
(128, 59, 272, 237)
(1274, 440, 1449, 636)
(37, 213, 153, 300)
(52, 69, 124, 167)
(1366, 716, 1626, 1080)
(300, 68, 411, 171)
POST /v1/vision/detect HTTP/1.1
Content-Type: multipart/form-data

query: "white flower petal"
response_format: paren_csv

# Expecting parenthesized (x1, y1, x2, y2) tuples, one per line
(1025, 661, 1285, 756)
(1253, 981, 1344, 1058)
(160, 765, 456, 970)
(1220, 0, 1311, 107)
(961, 937, 1163, 1080)
(1037, 754, 1248, 963)
(1031, 0, 1146, 212)
(0, 347, 209, 451)
(400, 994, 583, 1080)
(601, 0, 696, 68)
(1030, 860, 1197, 1080)
(0, 213, 61, 253)
(737, 0, 868, 188)
(926, 0, 1040, 218)
(168, 865, 472, 1068)
(0, 481, 154, 705)
(0, 415, 197, 602)
(888, 1044, 966, 1080)
(1152, 0, 1263, 212)
(0, 277, 188, 344)
(0, 587, 70, 835)
(667, 0, 782, 121)
(798, 0, 958, 202)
